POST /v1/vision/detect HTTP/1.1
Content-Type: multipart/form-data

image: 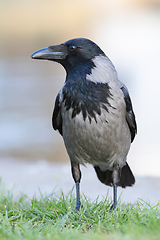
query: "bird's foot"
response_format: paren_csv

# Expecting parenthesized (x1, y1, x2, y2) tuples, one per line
(109, 203, 117, 211)
(75, 201, 81, 212)
(71, 202, 81, 214)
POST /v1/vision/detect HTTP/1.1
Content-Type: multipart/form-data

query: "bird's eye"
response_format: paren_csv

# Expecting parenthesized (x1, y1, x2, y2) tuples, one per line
(69, 45, 76, 52)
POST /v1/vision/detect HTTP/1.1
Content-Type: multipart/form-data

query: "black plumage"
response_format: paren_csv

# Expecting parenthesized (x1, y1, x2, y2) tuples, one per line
(121, 87, 137, 142)
(52, 94, 63, 136)
(61, 80, 112, 123)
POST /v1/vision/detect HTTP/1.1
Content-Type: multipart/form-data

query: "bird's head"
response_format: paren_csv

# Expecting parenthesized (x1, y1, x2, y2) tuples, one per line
(31, 38, 117, 83)
(31, 38, 105, 70)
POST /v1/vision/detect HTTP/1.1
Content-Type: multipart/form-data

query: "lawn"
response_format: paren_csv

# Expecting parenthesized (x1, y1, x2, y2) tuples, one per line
(0, 184, 159, 240)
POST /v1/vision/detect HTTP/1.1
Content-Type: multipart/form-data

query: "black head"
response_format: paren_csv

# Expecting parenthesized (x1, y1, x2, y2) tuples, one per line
(31, 38, 105, 70)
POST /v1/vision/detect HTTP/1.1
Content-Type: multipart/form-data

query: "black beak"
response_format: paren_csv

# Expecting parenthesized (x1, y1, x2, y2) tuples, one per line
(31, 44, 68, 61)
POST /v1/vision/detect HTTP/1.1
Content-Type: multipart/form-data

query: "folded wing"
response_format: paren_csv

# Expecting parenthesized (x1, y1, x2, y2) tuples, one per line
(121, 87, 137, 142)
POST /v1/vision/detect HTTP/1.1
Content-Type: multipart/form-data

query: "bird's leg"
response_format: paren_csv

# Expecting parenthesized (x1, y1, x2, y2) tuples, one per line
(109, 167, 119, 211)
(75, 182, 81, 211)
(109, 184, 117, 211)
(71, 162, 81, 211)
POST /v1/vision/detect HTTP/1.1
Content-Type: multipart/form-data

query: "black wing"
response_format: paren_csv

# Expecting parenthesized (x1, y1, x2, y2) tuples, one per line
(121, 87, 137, 142)
(52, 93, 63, 136)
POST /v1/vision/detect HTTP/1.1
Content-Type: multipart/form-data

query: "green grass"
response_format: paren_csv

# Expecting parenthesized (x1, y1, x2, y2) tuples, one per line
(0, 184, 159, 240)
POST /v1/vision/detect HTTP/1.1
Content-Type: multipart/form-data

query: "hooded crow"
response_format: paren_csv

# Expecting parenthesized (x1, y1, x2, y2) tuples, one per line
(31, 38, 137, 211)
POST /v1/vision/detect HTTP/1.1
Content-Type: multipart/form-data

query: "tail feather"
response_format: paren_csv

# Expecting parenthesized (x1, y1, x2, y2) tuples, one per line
(119, 162, 135, 188)
(94, 166, 113, 186)
(94, 163, 135, 188)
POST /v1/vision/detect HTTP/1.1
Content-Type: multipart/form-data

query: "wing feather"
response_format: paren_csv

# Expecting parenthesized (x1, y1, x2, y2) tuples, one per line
(121, 87, 137, 142)
(52, 93, 63, 136)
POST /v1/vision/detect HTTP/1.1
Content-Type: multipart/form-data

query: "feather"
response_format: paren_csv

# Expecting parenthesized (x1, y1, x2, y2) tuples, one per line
(52, 93, 63, 136)
(121, 87, 137, 142)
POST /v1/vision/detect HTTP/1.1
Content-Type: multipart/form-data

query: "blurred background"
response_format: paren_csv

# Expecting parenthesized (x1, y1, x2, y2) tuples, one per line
(0, 0, 160, 203)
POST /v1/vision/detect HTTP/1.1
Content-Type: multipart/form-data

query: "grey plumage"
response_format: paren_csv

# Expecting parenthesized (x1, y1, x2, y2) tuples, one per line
(31, 38, 137, 211)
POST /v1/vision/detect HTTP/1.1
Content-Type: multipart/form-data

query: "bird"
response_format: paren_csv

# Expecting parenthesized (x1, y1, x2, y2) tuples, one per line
(31, 38, 137, 211)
